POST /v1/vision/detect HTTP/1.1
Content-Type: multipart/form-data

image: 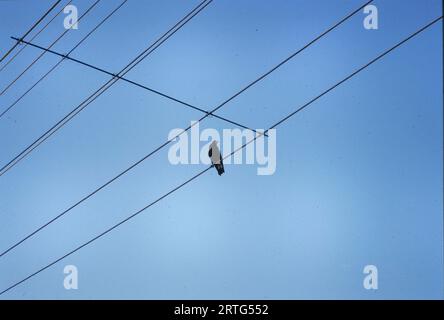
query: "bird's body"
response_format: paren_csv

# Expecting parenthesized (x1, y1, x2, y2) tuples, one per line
(208, 141, 224, 176)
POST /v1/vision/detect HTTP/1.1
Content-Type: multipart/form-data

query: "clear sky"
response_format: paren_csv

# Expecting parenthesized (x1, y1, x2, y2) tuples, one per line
(0, 0, 442, 299)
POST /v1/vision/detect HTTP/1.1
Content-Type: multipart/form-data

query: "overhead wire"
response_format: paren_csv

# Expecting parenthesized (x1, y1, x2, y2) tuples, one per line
(0, 0, 128, 120)
(0, 0, 372, 257)
(7, 35, 266, 136)
(0, 0, 102, 96)
(0, 0, 213, 177)
(0, 0, 73, 74)
(0, 0, 62, 64)
(0, 0, 372, 178)
(1, 14, 441, 296)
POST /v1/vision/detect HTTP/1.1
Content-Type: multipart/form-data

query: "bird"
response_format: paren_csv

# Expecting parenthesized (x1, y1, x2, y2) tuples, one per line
(208, 141, 224, 176)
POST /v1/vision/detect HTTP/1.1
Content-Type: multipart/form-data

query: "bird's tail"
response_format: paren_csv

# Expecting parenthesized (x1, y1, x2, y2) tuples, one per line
(216, 164, 224, 176)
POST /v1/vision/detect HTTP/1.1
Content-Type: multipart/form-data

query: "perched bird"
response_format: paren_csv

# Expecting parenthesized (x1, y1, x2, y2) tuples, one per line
(208, 141, 224, 176)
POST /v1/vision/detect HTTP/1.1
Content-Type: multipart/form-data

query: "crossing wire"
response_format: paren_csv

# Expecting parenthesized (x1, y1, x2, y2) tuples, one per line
(0, 0, 372, 177)
(1, 15, 440, 296)
(0, 0, 102, 96)
(0, 0, 128, 120)
(0, 0, 73, 74)
(0, 0, 372, 258)
(0, 0, 62, 64)
(7, 35, 266, 136)
(0, 0, 213, 177)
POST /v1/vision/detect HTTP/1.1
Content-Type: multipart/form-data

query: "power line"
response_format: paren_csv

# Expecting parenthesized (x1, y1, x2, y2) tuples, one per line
(0, 0, 214, 258)
(0, 0, 128, 120)
(8, 36, 267, 137)
(0, 0, 73, 74)
(0, 0, 371, 176)
(0, 0, 102, 96)
(268, 17, 443, 129)
(1, 15, 441, 296)
(0, 0, 62, 64)
(0, 0, 371, 258)
(0, 0, 213, 178)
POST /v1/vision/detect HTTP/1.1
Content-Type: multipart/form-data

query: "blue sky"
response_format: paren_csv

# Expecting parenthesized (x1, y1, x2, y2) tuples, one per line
(0, 0, 442, 299)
